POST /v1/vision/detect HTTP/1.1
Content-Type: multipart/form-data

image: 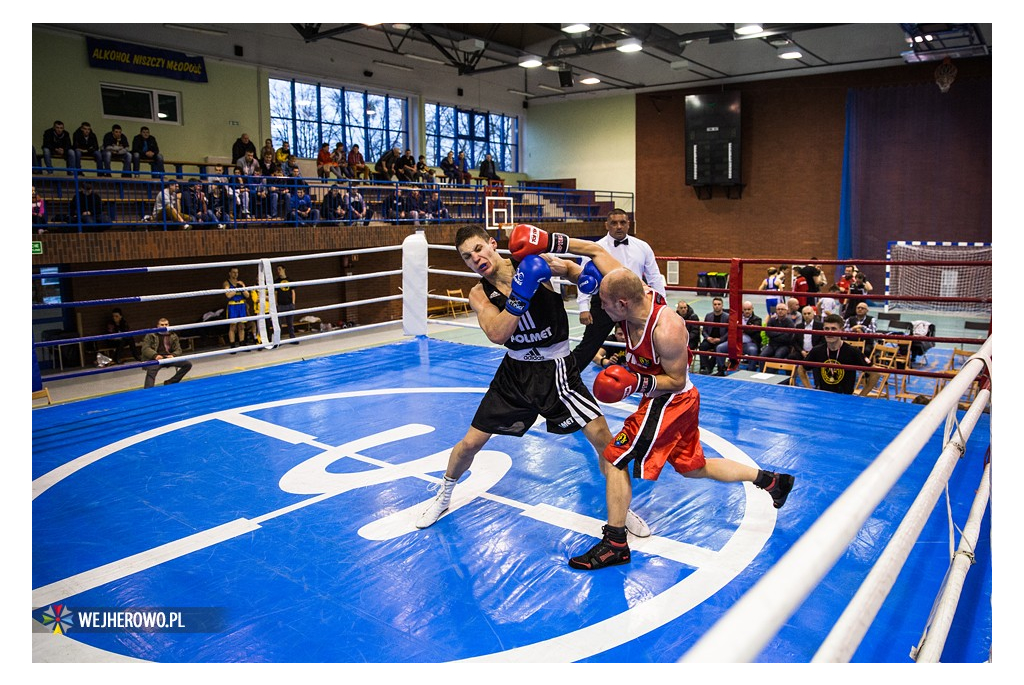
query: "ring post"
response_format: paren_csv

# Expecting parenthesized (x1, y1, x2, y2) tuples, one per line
(402, 230, 428, 336)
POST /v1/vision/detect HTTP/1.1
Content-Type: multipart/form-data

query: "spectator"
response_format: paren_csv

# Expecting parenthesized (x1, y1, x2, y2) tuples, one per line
(698, 296, 729, 374)
(425, 191, 449, 221)
(478, 152, 501, 182)
(258, 149, 277, 177)
(141, 317, 192, 387)
(101, 124, 132, 177)
(331, 142, 352, 178)
(105, 307, 140, 363)
(266, 169, 289, 219)
(261, 138, 276, 160)
(251, 173, 279, 220)
(761, 302, 796, 361)
(131, 126, 165, 176)
(285, 154, 301, 176)
(32, 186, 46, 231)
(758, 266, 785, 316)
(593, 327, 628, 370)
(789, 305, 824, 386)
(236, 149, 259, 178)
(817, 283, 845, 318)
(844, 301, 877, 355)
(375, 146, 401, 181)
(715, 300, 762, 375)
(74, 182, 107, 227)
(347, 189, 370, 225)
(231, 133, 257, 166)
(439, 151, 457, 184)
(455, 150, 472, 184)
(274, 140, 292, 169)
(383, 186, 410, 222)
(184, 181, 221, 227)
(347, 144, 370, 179)
(152, 181, 190, 230)
(41, 120, 73, 174)
(288, 187, 320, 226)
(415, 155, 435, 183)
(316, 142, 338, 178)
(206, 181, 231, 227)
(321, 184, 348, 223)
(396, 148, 417, 182)
(230, 169, 252, 219)
(287, 165, 309, 198)
(806, 313, 879, 395)
(407, 189, 426, 224)
(675, 300, 701, 353)
(794, 263, 823, 307)
(72, 121, 102, 172)
(275, 265, 298, 342)
(786, 297, 802, 327)
(843, 270, 873, 318)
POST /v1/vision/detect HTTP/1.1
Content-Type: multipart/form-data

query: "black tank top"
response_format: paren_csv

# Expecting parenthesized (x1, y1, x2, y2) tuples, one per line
(481, 267, 569, 353)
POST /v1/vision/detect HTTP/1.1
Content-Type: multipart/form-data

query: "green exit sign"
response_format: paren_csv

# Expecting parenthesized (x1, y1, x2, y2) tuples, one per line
(32, 241, 42, 255)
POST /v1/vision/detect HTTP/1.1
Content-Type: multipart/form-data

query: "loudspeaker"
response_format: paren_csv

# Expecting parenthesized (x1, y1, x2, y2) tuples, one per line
(234, 45, 243, 57)
(558, 70, 574, 87)
(457, 87, 464, 97)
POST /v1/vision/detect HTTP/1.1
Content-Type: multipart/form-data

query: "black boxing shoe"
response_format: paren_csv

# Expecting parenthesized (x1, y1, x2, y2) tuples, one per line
(761, 472, 795, 509)
(569, 526, 631, 570)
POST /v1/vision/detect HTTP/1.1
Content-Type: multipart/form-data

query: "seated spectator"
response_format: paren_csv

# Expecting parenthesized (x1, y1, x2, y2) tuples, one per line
(786, 297, 802, 327)
(332, 142, 352, 178)
(207, 182, 231, 226)
(32, 186, 46, 231)
(675, 300, 701, 352)
(396, 148, 417, 182)
(425, 191, 449, 221)
(715, 300, 762, 375)
(184, 182, 223, 228)
(316, 142, 338, 179)
(275, 140, 292, 169)
(261, 138, 276, 161)
(131, 126, 165, 176)
(375, 146, 401, 181)
(141, 317, 192, 388)
(478, 152, 501, 182)
(383, 186, 410, 221)
(232, 133, 257, 167)
(789, 305, 824, 386)
(321, 184, 348, 223)
(347, 144, 370, 179)
(844, 301, 877, 355)
(236, 149, 260, 178)
(152, 181, 190, 229)
(806, 313, 879, 395)
(761, 302, 796, 361)
(439, 151, 457, 184)
(105, 308, 140, 362)
(258, 150, 277, 177)
(230, 169, 252, 219)
(415, 155, 435, 183)
(698, 296, 729, 374)
(288, 187, 320, 226)
(74, 182, 107, 227)
(593, 328, 628, 370)
(266, 169, 289, 219)
(41, 120, 74, 175)
(287, 165, 309, 197)
(347, 189, 370, 225)
(284, 154, 301, 176)
(251, 174, 279, 220)
(72, 121, 102, 171)
(101, 124, 132, 177)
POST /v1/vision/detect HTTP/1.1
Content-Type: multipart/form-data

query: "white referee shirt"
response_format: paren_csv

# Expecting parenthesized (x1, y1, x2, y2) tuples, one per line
(577, 233, 667, 313)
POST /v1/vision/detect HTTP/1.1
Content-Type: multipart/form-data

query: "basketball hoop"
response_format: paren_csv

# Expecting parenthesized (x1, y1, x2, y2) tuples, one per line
(934, 57, 957, 94)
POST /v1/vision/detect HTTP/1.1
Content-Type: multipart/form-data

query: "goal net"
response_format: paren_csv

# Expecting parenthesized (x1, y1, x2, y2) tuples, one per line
(886, 241, 991, 313)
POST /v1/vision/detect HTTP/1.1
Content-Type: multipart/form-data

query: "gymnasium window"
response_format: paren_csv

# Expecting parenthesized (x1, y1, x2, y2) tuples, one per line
(269, 78, 408, 162)
(100, 84, 181, 124)
(425, 104, 519, 173)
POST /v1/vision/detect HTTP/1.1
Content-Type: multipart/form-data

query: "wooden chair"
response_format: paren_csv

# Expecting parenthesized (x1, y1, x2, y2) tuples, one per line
(845, 338, 866, 353)
(854, 342, 899, 398)
(934, 348, 982, 410)
(762, 360, 799, 385)
(446, 288, 470, 318)
(32, 388, 52, 405)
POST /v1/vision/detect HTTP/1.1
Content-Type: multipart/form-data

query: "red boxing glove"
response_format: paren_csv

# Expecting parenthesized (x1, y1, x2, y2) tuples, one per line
(593, 365, 657, 403)
(509, 223, 569, 261)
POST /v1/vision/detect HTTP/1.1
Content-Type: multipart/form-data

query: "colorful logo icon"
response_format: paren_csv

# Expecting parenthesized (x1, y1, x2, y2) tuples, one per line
(40, 604, 74, 634)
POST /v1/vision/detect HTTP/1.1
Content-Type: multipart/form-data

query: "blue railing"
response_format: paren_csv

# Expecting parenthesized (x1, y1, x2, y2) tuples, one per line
(32, 166, 634, 232)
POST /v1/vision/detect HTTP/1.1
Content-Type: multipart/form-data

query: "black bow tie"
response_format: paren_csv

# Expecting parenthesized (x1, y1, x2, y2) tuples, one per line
(614, 238, 629, 247)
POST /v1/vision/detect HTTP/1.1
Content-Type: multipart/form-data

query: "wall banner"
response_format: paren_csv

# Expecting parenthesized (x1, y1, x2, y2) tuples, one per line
(86, 37, 208, 83)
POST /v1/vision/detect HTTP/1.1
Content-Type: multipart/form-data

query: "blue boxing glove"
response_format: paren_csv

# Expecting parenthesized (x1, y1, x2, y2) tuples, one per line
(505, 255, 552, 316)
(577, 260, 603, 295)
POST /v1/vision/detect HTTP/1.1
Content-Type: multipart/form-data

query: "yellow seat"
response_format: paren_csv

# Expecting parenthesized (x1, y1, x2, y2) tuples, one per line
(446, 288, 470, 318)
(762, 361, 798, 386)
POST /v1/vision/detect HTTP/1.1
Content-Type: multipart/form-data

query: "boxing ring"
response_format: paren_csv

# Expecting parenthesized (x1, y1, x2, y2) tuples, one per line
(31, 233, 993, 663)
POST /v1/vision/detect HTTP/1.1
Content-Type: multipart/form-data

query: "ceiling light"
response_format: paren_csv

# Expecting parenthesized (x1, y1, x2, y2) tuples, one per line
(391, 23, 411, 31)
(508, 89, 531, 97)
(777, 45, 802, 60)
(458, 38, 486, 53)
(562, 23, 590, 34)
(373, 60, 413, 72)
(405, 53, 447, 65)
(734, 23, 763, 36)
(616, 37, 643, 53)
(519, 55, 543, 68)
(538, 84, 564, 93)
(580, 76, 601, 85)
(670, 60, 690, 71)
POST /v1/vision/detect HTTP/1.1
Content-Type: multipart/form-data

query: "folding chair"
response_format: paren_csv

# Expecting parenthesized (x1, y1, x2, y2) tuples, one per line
(761, 360, 799, 386)
(933, 348, 982, 410)
(446, 288, 470, 318)
(854, 342, 899, 398)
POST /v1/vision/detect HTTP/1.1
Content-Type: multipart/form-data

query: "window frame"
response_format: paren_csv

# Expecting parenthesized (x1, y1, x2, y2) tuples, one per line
(99, 82, 182, 125)
(425, 103, 519, 173)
